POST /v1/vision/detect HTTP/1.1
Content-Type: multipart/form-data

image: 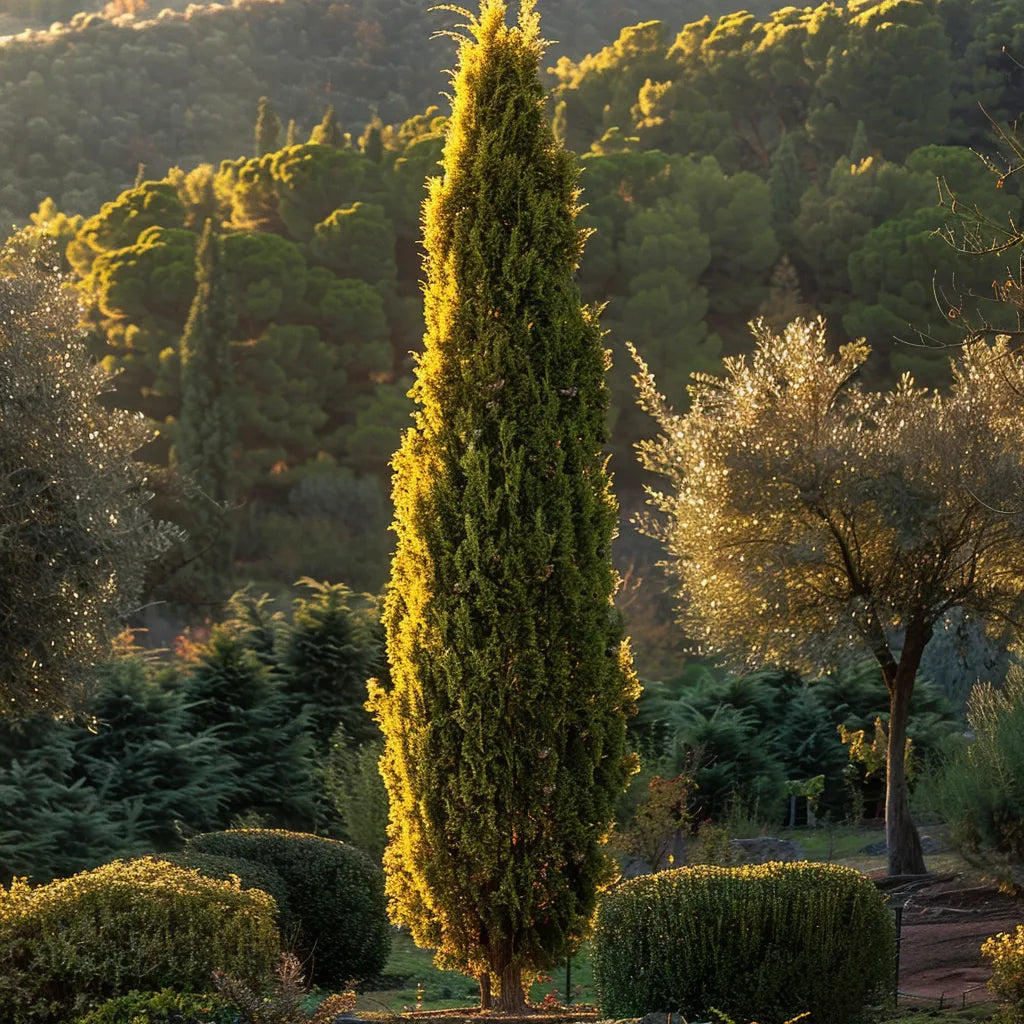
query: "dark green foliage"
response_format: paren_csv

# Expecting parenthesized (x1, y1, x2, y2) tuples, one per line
(279, 579, 379, 750)
(181, 628, 318, 831)
(73, 989, 235, 1024)
(323, 725, 388, 862)
(371, 0, 639, 1004)
(633, 659, 962, 824)
(0, 233, 173, 717)
(593, 862, 895, 1024)
(0, 858, 279, 1024)
(71, 141, 404, 596)
(184, 829, 390, 988)
(177, 221, 237, 507)
(0, 715, 142, 884)
(768, 132, 802, 253)
(0, 649, 232, 883)
(71, 652, 230, 851)
(174, 219, 239, 597)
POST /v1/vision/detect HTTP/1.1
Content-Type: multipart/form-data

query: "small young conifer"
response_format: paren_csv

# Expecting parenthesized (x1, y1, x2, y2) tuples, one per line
(368, 0, 638, 1011)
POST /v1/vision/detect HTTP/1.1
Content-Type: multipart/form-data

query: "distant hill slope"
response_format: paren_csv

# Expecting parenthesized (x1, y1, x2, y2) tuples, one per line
(0, 0, 776, 224)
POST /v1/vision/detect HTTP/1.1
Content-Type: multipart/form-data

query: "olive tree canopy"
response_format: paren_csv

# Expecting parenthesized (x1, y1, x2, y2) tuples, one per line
(0, 234, 174, 717)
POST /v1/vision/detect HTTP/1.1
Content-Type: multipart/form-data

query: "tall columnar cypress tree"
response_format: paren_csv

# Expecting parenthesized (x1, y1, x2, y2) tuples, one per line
(368, 0, 638, 1010)
(254, 95, 282, 156)
(176, 219, 237, 586)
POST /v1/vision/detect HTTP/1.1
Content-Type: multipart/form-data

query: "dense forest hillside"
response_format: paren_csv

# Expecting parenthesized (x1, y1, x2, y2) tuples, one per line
(0, 0, 780, 226)
(14, 0, 1024, 667)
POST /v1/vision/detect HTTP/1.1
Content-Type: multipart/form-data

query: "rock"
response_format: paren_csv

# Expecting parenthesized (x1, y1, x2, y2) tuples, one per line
(728, 836, 803, 863)
(860, 836, 945, 856)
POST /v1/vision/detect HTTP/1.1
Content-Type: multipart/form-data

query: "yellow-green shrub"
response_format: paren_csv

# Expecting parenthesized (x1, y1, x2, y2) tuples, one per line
(983, 925, 1024, 1023)
(0, 857, 279, 1024)
(593, 862, 894, 1024)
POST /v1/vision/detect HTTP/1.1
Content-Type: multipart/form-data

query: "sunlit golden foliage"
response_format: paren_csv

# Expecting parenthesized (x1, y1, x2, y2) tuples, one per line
(593, 861, 895, 1024)
(632, 316, 1024, 874)
(0, 857, 278, 1023)
(633, 317, 1024, 672)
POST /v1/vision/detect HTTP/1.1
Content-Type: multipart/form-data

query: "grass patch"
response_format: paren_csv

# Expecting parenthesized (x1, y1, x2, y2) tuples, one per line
(356, 930, 599, 1012)
(876, 1003, 997, 1024)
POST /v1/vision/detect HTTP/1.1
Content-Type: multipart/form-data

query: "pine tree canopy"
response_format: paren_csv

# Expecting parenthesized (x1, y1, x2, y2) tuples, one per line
(369, 0, 638, 1010)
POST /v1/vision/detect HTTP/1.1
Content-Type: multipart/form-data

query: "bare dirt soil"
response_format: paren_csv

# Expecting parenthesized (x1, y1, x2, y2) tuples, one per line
(894, 875, 1024, 1008)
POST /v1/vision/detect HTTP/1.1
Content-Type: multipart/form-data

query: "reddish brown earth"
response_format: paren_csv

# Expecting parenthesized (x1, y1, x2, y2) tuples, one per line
(891, 875, 1024, 1008)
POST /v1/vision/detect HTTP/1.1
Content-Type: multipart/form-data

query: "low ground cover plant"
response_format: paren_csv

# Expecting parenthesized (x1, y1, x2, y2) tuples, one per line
(72, 989, 236, 1024)
(0, 857, 278, 1024)
(593, 861, 894, 1024)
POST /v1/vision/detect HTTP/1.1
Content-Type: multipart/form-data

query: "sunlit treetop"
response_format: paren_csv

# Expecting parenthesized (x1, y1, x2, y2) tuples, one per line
(633, 317, 1024, 674)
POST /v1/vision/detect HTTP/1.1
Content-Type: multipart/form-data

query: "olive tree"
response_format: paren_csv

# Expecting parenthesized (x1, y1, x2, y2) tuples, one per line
(633, 317, 1024, 875)
(0, 233, 173, 717)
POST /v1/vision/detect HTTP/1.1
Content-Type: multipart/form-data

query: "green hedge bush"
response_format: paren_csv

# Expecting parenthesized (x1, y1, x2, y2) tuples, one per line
(160, 850, 292, 930)
(73, 989, 235, 1024)
(593, 862, 894, 1024)
(184, 829, 390, 987)
(0, 857, 279, 1024)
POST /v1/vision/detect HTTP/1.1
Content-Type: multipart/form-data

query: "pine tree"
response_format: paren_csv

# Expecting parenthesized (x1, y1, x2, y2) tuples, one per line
(182, 627, 318, 831)
(279, 579, 379, 752)
(175, 220, 237, 590)
(368, 0, 638, 1009)
(254, 96, 282, 156)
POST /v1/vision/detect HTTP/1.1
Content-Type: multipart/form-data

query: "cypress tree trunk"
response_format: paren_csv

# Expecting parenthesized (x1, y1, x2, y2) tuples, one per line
(369, 0, 638, 1004)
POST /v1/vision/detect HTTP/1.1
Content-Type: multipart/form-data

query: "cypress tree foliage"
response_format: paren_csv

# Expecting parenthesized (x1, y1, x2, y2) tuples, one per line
(309, 105, 346, 147)
(368, 0, 639, 1010)
(768, 132, 803, 254)
(175, 220, 238, 591)
(254, 95, 282, 156)
(177, 220, 236, 506)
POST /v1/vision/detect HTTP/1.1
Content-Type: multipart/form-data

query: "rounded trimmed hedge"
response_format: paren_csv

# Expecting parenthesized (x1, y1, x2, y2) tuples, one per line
(184, 829, 390, 987)
(0, 857, 279, 1024)
(593, 861, 895, 1024)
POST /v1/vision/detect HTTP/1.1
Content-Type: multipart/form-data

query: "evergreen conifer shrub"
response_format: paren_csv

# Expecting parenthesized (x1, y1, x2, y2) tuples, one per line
(593, 862, 894, 1024)
(0, 858, 278, 1024)
(369, 0, 639, 1008)
(184, 829, 389, 988)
